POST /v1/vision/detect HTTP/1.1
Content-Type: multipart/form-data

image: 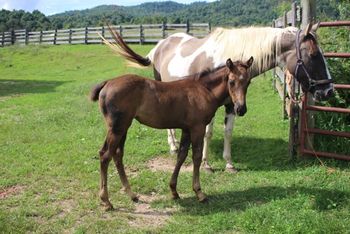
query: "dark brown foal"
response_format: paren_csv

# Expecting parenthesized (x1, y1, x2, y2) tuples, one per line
(91, 57, 253, 210)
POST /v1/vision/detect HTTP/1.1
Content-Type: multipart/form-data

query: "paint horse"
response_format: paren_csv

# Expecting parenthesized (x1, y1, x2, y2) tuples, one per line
(103, 23, 334, 173)
(91, 57, 254, 210)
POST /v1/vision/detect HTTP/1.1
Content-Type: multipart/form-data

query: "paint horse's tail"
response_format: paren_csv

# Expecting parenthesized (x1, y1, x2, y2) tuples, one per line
(90, 81, 107, 102)
(99, 25, 152, 68)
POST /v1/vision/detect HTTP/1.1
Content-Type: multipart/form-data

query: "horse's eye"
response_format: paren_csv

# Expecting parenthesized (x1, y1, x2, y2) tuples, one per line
(229, 80, 235, 86)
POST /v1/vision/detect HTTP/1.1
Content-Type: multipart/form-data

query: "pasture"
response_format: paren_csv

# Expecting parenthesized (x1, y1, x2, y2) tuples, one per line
(0, 44, 349, 233)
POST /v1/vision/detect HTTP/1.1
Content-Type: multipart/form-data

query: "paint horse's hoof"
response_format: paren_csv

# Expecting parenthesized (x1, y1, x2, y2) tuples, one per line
(225, 166, 238, 174)
(130, 194, 139, 203)
(170, 149, 178, 155)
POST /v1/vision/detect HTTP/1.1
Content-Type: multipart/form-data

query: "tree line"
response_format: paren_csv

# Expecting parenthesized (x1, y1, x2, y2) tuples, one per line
(0, 0, 346, 32)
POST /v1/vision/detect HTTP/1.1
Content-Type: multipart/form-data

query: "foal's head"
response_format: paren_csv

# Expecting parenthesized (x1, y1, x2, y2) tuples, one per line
(226, 57, 254, 116)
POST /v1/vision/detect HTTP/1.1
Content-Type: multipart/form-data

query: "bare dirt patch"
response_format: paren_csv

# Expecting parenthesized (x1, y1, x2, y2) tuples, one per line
(147, 156, 192, 173)
(126, 193, 175, 229)
(0, 185, 25, 199)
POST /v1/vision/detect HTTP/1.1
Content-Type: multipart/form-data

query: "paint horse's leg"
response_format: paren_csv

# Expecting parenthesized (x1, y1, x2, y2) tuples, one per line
(202, 119, 214, 173)
(190, 125, 207, 202)
(167, 129, 179, 155)
(223, 103, 238, 173)
(169, 130, 191, 199)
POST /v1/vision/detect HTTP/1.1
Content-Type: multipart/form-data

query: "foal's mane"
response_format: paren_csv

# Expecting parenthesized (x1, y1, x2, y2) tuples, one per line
(209, 26, 298, 74)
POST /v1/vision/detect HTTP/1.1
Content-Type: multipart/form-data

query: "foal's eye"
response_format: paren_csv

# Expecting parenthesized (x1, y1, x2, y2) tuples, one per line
(229, 80, 235, 86)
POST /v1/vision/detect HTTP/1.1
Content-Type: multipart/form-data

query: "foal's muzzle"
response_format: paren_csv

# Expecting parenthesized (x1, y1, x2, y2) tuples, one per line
(234, 103, 247, 116)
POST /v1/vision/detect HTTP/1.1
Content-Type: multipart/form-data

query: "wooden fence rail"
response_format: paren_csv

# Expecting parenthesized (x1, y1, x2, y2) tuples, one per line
(0, 22, 210, 47)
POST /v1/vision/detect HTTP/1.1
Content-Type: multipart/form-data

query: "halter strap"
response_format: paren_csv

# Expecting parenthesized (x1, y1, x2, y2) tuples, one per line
(294, 29, 333, 91)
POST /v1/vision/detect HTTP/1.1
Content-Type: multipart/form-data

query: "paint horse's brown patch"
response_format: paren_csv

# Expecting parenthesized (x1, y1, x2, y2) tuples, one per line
(180, 37, 209, 57)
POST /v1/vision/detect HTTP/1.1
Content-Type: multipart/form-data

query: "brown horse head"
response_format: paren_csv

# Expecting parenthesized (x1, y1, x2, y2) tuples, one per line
(226, 56, 254, 116)
(284, 23, 334, 101)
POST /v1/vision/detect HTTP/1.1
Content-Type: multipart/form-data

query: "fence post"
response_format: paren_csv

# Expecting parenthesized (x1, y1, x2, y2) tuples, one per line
(119, 25, 123, 37)
(162, 21, 166, 39)
(208, 22, 211, 33)
(291, 2, 297, 27)
(186, 20, 190, 34)
(68, 29, 72, 44)
(25, 29, 28, 45)
(53, 29, 57, 45)
(101, 26, 105, 44)
(139, 24, 144, 45)
(11, 30, 15, 45)
(85, 27, 88, 44)
(39, 30, 43, 44)
(300, 0, 316, 151)
(1, 32, 4, 47)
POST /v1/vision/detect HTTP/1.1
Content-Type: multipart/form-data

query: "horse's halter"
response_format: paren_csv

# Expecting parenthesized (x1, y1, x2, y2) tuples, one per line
(294, 29, 333, 91)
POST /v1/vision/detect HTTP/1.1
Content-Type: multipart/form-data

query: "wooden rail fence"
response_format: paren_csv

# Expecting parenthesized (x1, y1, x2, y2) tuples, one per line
(0, 22, 210, 47)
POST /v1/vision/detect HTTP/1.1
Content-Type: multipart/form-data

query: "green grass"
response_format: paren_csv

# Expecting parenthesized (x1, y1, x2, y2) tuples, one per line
(0, 44, 350, 233)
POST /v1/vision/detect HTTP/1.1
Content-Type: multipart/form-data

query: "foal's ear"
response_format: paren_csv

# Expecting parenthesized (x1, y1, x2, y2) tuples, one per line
(304, 23, 312, 35)
(311, 22, 320, 32)
(226, 58, 234, 70)
(246, 56, 254, 68)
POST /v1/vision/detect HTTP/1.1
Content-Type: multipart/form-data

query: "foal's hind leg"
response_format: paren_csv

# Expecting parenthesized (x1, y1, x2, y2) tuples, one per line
(169, 130, 190, 200)
(99, 131, 123, 210)
(112, 133, 138, 202)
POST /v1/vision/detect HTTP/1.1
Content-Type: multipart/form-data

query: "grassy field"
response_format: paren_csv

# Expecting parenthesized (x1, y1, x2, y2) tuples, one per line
(0, 44, 349, 233)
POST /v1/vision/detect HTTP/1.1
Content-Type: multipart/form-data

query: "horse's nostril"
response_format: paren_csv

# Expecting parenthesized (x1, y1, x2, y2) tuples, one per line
(326, 89, 335, 98)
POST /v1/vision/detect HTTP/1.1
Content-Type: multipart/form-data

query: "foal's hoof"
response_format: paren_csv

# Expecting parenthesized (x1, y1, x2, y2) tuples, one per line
(171, 193, 180, 200)
(197, 193, 208, 203)
(131, 194, 139, 203)
(102, 203, 114, 211)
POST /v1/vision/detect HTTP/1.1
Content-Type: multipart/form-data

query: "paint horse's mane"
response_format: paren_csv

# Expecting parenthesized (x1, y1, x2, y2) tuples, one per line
(210, 26, 298, 74)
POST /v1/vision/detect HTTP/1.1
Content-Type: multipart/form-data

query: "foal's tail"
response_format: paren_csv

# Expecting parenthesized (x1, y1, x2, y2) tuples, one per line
(99, 25, 152, 68)
(90, 81, 107, 102)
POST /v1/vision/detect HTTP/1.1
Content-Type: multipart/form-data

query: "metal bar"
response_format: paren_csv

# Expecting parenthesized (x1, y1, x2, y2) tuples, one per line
(305, 128, 350, 138)
(320, 21, 350, 27)
(324, 52, 350, 58)
(306, 105, 350, 114)
(334, 84, 350, 89)
(300, 94, 308, 153)
(301, 149, 350, 161)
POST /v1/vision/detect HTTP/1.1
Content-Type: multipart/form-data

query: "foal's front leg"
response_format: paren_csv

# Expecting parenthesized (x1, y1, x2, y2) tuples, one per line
(191, 126, 207, 202)
(223, 104, 238, 173)
(169, 130, 190, 199)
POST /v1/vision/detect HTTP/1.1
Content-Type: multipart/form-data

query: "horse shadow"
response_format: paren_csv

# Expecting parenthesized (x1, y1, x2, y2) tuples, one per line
(175, 185, 349, 215)
(209, 136, 350, 171)
(0, 79, 67, 97)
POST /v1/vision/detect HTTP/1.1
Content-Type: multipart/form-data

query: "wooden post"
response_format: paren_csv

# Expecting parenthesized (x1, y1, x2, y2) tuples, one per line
(11, 30, 15, 45)
(1, 32, 4, 47)
(101, 26, 105, 44)
(162, 21, 166, 39)
(39, 30, 43, 44)
(139, 24, 144, 45)
(119, 25, 123, 38)
(291, 2, 297, 27)
(25, 29, 28, 45)
(53, 29, 57, 45)
(68, 29, 72, 44)
(85, 27, 88, 44)
(301, 0, 316, 151)
(186, 20, 190, 34)
(208, 22, 211, 33)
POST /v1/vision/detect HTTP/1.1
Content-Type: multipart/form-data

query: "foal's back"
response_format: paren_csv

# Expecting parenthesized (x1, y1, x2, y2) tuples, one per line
(100, 74, 216, 129)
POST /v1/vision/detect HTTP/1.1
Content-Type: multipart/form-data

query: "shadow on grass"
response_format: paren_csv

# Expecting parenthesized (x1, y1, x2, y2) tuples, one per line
(175, 185, 349, 215)
(0, 79, 67, 97)
(209, 136, 350, 171)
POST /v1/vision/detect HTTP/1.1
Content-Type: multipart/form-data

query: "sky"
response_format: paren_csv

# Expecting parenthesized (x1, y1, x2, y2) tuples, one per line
(0, 0, 216, 15)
